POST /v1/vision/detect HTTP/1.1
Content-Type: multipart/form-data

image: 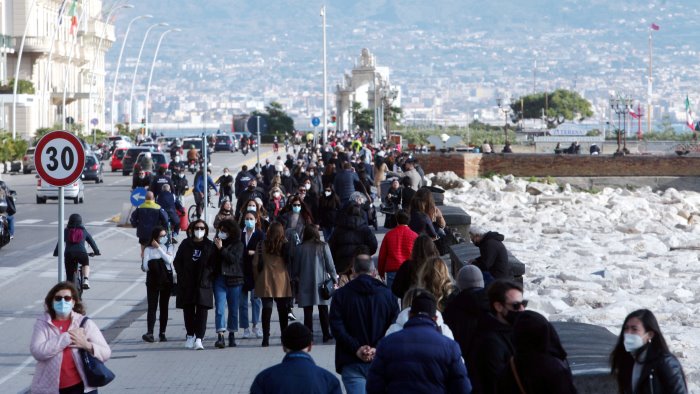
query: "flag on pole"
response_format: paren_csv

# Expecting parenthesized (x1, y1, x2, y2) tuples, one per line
(57, 0, 68, 25)
(629, 109, 640, 119)
(685, 96, 695, 131)
(68, 0, 78, 34)
(320, 5, 325, 17)
(650, 23, 660, 31)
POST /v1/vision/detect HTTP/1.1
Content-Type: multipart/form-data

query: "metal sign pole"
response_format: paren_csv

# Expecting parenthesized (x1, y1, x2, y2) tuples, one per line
(58, 186, 64, 282)
(202, 134, 208, 226)
(256, 116, 261, 170)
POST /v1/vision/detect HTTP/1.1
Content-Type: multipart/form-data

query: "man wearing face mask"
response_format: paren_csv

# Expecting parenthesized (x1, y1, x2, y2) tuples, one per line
(474, 280, 526, 394)
(234, 165, 253, 199)
(216, 167, 234, 207)
(280, 167, 298, 198)
(173, 219, 216, 350)
(307, 164, 323, 195)
(261, 159, 276, 187)
(235, 179, 266, 221)
(132, 169, 152, 191)
(299, 178, 319, 223)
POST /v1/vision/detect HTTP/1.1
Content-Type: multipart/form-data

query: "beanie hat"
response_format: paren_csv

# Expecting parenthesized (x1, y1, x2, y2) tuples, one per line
(457, 265, 484, 290)
(410, 291, 437, 318)
(281, 323, 312, 351)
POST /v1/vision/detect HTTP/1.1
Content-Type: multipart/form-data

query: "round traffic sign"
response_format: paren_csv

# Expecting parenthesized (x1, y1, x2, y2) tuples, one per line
(311, 117, 320, 127)
(34, 131, 86, 187)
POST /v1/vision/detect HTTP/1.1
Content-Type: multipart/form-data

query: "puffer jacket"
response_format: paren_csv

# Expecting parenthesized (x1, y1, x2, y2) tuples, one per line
(130, 200, 169, 241)
(328, 214, 377, 274)
(215, 238, 244, 286)
(173, 237, 215, 308)
(30, 312, 111, 394)
(473, 231, 511, 280)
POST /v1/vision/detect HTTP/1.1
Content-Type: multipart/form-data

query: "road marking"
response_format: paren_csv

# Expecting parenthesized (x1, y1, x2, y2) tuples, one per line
(14, 219, 42, 224)
(85, 221, 110, 226)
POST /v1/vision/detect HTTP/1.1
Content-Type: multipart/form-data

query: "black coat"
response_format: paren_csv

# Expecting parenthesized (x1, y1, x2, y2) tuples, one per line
(329, 275, 399, 374)
(616, 346, 688, 394)
(241, 229, 265, 291)
(476, 313, 515, 394)
(328, 214, 377, 274)
(318, 194, 340, 229)
(474, 232, 511, 280)
(173, 237, 215, 309)
(213, 238, 245, 286)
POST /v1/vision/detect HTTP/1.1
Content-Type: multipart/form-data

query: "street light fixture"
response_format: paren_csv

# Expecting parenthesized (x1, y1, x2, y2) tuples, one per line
(144, 28, 181, 135)
(109, 14, 152, 135)
(128, 22, 169, 136)
(87, 3, 134, 142)
(609, 95, 633, 155)
(497, 98, 512, 144)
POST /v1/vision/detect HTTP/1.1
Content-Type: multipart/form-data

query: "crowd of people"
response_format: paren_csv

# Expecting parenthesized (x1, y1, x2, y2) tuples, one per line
(34, 132, 689, 393)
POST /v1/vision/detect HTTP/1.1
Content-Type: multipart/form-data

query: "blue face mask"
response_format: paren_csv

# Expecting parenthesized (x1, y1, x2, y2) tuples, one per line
(245, 219, 256, 229)
(292, 206, 301, 214)
(53, 300, 74, 317)
(159, 236, 168, 245)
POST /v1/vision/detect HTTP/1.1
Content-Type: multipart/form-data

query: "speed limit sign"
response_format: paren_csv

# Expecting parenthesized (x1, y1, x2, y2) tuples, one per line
(34, 131, 85, 187)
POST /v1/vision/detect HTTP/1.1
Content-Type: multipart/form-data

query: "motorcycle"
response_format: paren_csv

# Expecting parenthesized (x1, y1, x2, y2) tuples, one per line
(0, 188, 15, 250)
(188, 159, 198, 174)
(241, 145, 249, 156)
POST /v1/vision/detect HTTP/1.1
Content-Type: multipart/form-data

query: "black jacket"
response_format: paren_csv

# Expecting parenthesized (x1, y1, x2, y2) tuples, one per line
(474, 232, 511, 280)
(617, 345, 687, 394)
(329, 274, 399, 374)
(241, 229, 265, 291)
(234, 170, 253, 197)
(173, 237, 215, 309)
(476, 313, 515, 394)
(214, 238, 245, 286)
(328, 214, 377, 274)
(280, 175, 298, 196)
(318, 194, 340, 229)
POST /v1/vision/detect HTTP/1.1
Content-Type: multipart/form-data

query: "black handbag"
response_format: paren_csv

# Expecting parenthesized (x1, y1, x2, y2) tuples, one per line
(317, 246, 335, 300)
(79, 317, 115, 387)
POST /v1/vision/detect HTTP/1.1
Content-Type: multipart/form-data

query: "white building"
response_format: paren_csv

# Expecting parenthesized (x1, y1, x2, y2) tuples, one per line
(335, 48, 401, 133)
(2, 0, 115, 139)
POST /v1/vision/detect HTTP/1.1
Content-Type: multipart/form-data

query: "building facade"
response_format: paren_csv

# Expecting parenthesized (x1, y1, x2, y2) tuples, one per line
(335, 48, 400, 135)
(3, 0, 115, 139)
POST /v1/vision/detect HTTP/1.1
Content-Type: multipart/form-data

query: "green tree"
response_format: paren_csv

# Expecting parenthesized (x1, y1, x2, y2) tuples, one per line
(355, 109, 374, 131)
(512, 89, 593, 128)
(252, 101, 294, 134)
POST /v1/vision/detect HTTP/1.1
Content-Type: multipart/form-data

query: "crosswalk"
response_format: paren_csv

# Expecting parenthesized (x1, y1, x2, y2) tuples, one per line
(14, 219, 114, 227)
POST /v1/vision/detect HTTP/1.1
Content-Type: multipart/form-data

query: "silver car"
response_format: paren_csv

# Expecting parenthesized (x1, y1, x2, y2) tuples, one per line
(22, 147, 35, 174)
(36, 176, 85, 204)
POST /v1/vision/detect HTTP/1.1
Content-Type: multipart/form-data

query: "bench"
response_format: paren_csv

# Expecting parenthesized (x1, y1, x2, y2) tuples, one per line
(447, 242, 525, 284)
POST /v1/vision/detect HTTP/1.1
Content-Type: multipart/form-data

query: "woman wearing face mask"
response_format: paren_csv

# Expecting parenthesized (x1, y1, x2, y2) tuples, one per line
(266, 186, 287, 221)
(213, 200, 234, 230)
(238, 198, 269, 232)
(30, 282, 111, 394)
(211, 219, 244, 348)
(610, 309, 687, 394)
(278, 196, 313, 246)
(141, 226, 174, 343)
(318, 184, 341, 240)
(173, 219, 215, 350)
(239, 212, 265, 339)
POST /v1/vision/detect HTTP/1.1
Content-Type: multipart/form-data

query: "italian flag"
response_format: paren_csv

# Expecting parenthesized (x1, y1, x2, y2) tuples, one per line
(68, 0, 78, 34)
(686, 96, 695, 131)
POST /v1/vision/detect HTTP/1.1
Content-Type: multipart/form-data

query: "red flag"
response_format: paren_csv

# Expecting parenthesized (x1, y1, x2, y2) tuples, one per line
(650, 23, 660, 31)
(629, 110, 640, 119)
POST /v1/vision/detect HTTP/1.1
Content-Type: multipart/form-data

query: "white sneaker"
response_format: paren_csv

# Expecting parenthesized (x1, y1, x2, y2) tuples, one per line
(242, 328, 251, 338)
(254, 326, 263, 338)
(185, 335, 195, 349)
(194, 338, 204, 350)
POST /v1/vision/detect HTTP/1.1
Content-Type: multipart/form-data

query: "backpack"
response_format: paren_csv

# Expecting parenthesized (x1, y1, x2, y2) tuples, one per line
(68, 228, 84, 244)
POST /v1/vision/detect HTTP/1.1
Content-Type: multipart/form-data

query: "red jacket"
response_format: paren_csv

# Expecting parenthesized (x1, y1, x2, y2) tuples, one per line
(378, 225, 418, 275)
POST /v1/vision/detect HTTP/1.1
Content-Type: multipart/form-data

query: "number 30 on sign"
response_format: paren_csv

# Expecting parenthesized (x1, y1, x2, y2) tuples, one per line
(34, 131, 86, 187)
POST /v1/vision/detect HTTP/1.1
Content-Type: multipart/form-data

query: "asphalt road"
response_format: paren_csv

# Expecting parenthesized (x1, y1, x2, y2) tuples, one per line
(0, 145, 276, 393)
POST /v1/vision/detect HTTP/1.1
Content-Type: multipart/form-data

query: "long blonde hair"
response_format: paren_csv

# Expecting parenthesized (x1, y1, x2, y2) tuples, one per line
(415, 257, 454, 311)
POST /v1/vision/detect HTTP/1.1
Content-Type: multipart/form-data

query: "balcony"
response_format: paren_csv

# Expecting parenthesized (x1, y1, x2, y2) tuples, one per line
(17, 36, 50, 53)
(0, 35, 14, 54)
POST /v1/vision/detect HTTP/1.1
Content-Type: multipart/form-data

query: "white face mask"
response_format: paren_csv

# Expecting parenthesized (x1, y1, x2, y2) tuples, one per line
(247, 206, 257, 212)
(309, 171, 315, 177)
(324, 191, 332, 197)
(218, 232, 228, 240)
(194, 230, 205, 239)
(273, 192, 281, 198)
(304, 183, 311, 190)
(623, 333, 646, 353)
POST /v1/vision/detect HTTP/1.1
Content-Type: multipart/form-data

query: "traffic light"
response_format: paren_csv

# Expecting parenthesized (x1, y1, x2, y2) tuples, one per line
(331, 115, 337, 125)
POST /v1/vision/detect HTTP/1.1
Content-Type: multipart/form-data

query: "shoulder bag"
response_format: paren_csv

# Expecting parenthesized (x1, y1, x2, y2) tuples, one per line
(317, 244, 335, 300)
(510, 356, 527, 394)
(79, 317, 115, 387)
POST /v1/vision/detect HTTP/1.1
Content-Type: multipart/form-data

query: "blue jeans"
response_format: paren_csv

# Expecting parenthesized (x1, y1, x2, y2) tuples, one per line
(341, 363, 371, 394)
(7, 215, 14, 236)
(239, 289, 261, 328)
(385, 271, 396, 289)
(213, 276, 241, 332)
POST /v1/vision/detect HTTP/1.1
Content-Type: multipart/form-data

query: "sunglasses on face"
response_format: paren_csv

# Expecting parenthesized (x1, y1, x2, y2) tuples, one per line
(507, 300, 528, 310)
(54, 295, 73, 302)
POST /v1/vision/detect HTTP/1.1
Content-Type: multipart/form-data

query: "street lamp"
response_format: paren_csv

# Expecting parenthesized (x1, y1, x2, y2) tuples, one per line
(128, 22, 168, 136)
(87, 3, 134, 142)
(497, 98, 512, 144)
(109, 14, 153, 135)
(321, 5, 328, 145)
(609, 95, 633, 155)
(145, 28, 180, 135)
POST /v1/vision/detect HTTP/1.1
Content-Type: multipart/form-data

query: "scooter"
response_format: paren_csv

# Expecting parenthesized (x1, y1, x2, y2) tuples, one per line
(188, 159, 198, 174)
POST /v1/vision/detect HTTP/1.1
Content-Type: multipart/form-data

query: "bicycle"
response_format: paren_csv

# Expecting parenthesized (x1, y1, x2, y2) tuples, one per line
(188, 187, 216, 223)
(70, 252, 97, 298)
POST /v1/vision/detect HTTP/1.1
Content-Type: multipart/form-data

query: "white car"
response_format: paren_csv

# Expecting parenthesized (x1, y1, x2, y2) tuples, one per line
(36, 176, 85, 204)
(108, 136, 132, 149)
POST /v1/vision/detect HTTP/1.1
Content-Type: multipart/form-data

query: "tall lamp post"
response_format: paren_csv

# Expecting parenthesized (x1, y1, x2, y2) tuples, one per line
(109, 14, 152, 135)
(497, 98, 511, 144)
(144, 28, 180, 135)
(87, 3, 134, 141)
(128, 22, 168, 136)
(610, 96, 633, 155)
(320, 5, 328, 145)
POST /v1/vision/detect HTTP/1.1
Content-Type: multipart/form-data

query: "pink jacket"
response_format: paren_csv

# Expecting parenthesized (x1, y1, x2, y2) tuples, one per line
(30, 311, 111, 394)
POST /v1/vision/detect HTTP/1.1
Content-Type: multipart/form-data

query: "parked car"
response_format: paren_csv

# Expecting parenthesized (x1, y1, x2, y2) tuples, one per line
(108, 135, 132, 149)
(134, 151, 168, 173)
(22, 147, 36, 174)
(36, 176, 84, 204)
(122, 146, 152, 176)
(214, 135, 235, 152)
(81, 153, 104, 183)
(110, 147, 127, 172)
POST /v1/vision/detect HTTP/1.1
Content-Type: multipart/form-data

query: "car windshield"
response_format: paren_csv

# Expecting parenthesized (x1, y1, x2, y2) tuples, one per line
(115, 150, 126, 159)
(27, 148, 35, 154)
(216, 136, 229, 142)
(86, 156, 96, 166)
(183, 140, 203, 151)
